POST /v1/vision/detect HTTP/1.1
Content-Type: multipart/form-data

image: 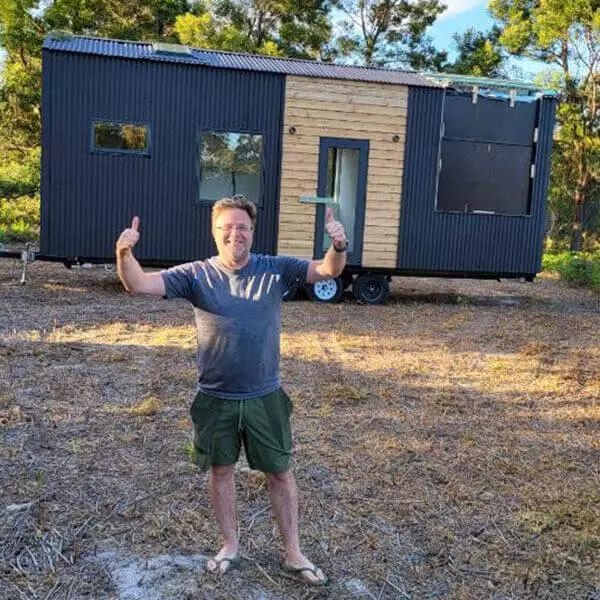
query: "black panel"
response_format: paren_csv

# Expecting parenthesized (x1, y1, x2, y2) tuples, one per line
(437, 92, 537, 217)
(443, 93, 537, 145)
(438, 140, 532, 214)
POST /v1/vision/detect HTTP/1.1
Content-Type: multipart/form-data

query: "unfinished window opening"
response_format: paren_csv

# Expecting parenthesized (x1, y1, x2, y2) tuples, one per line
(199, 132, 263, 204)
(436, 93, 538, 216)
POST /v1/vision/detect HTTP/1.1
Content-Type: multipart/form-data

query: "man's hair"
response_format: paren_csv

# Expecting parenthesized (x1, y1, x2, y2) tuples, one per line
(212, 194, 257, 228)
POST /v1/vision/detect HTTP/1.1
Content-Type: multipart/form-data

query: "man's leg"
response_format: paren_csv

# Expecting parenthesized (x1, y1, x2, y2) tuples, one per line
(267, 470, 327, 584)
(206, 464, 239, 573)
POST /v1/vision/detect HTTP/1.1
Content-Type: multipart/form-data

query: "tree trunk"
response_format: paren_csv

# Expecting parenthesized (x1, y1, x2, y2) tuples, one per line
(570, 187, 584, 251)
(570, 143, 588, 251)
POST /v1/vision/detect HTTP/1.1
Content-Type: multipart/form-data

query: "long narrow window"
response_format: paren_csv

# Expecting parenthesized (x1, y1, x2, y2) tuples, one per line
(199, 132, 263, 203)
(322, 146, 359, 253)
(92, 121, 150, 154)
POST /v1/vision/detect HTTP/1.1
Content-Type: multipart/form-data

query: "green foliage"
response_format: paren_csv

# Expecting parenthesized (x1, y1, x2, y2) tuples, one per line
(0, 56, 42, 151)
(175, 0, 333, 58)
(174, 11, 257, 53)
(489, 0, 600, 250)
(0, 0, 44, 57)
(447, 26, 505, 77)
(542, 250, 600, 291)
(331, 0, 447, 69)
(43, 0, 188, 41)
(0, 147, 40, 198)
(0, 195, 40, 245)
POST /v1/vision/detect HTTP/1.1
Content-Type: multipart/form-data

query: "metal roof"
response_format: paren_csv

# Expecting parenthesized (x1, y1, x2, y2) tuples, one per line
(42, 34, 440, 88)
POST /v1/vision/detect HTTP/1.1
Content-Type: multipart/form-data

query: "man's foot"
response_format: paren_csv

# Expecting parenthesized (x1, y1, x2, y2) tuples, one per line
(283, 559, 328, 586)
(206, 548, 240, 575)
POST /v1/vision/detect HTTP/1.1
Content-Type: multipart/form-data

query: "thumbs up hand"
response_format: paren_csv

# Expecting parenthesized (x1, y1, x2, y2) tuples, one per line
(116, 216, 141, 257)
(325, 207, 347, 250)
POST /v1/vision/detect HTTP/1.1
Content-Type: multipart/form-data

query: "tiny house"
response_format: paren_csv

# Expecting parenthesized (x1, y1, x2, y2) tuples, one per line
(40, 34, 558, 303)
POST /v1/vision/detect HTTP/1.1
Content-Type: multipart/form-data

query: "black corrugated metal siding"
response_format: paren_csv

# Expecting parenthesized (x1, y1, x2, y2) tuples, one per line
(530, 97, 557, 271)
(397, 88, 556, 275)
(40, 50, 285, 262)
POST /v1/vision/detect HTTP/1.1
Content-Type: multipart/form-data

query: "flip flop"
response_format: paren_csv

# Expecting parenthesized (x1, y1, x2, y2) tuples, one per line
(206, 555, 240, 575)
(283, 563, 329, 587)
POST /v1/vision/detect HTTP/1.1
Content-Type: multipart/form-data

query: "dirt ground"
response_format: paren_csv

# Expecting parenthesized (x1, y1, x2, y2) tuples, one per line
(1, 259, 599, 600)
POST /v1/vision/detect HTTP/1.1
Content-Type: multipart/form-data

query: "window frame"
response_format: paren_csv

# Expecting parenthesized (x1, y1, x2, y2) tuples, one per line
(91, 119, 151, 156)
(196, 129, 265, 205)
(314, 137, 369, 265)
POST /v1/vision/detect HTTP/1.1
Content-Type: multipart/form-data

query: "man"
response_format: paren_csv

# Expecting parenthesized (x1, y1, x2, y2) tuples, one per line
(115, 194, 347, 586)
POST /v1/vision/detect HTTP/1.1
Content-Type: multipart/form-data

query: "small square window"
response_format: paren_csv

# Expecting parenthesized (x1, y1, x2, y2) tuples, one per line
(93, 121, 150, 154)
(199, 132, 263, 203)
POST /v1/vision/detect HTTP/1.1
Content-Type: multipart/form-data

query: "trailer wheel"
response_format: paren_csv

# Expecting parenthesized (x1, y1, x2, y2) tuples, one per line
(353, 273, 389, 305)
(306, 277, 344, 303)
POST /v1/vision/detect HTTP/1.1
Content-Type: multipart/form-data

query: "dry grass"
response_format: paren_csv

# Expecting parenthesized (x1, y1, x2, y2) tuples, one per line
(0, 259, 599, 599)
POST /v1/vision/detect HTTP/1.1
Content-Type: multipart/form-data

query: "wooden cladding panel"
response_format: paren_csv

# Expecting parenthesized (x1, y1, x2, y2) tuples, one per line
(278, 75, 408, 266)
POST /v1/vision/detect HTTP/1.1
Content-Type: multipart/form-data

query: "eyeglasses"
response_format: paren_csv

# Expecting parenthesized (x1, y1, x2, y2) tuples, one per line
(215, 224, 253, 233)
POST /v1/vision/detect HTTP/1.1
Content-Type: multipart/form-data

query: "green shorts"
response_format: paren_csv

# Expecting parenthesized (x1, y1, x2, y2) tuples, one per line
(189, 388, 294, 474)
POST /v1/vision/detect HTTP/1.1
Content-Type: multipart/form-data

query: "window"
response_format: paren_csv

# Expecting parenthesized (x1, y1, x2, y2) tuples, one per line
(93, 121, 149, 154)
(199, 132, 263, 203)
(322, 146, 360, 253)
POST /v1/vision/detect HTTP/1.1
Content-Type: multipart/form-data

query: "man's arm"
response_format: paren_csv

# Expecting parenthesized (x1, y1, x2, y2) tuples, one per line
(116, 216, 166, 297)
(307, 207, 347, 284)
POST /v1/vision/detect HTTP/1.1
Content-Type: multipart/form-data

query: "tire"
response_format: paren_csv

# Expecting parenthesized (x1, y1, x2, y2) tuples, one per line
(353, 273, 390, 305)
(306, 277, 344, 303)
(283, 279, 299, 302)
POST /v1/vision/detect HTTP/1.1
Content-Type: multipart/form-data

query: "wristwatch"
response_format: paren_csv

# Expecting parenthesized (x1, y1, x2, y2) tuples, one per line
(333, 240, 348, 253)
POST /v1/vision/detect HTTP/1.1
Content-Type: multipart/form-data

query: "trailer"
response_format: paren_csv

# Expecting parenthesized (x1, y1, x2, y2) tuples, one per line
(37, 33, 558, 303)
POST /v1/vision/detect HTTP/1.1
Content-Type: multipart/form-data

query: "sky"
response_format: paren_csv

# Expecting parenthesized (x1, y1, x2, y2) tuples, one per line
(429, 0, 495, 57)
(427, 0, 558, 81)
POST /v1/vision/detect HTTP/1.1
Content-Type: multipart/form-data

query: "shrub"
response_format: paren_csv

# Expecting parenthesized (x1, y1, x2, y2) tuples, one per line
(543, 250, 600, 292)
(0, 195, 40, 245)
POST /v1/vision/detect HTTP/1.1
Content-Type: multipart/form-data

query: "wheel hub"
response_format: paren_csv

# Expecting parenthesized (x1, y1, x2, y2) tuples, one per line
(313, 279, 338, 301)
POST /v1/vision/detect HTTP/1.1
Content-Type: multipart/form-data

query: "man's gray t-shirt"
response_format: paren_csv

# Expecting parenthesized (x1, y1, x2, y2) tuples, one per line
(161, 254, 309, 399)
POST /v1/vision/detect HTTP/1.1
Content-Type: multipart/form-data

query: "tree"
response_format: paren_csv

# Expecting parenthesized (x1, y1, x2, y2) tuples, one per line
(489, 0, 600, 250)
(0, 0, 44, 199)
(43, 0, 188, 41)
(331, 0, 447, 69)
(174, 0, 333, 58)
(446, 26, 505, 77)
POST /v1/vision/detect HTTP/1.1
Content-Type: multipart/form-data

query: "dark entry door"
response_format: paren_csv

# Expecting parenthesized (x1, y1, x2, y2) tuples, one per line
(314, 137, 369, 265)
